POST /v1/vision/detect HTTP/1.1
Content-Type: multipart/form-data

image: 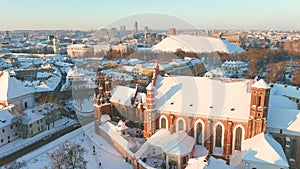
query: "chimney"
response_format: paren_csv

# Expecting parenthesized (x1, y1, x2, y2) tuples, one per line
(263, 119, 267, 134)
(138, 98, 144, 111)
(135, 98, 139, 108)
(152, 64, 159, 86)
(98, 86, 103, 96)
(105, 79, 110, 95)
(134, 84, 139, 99)
(170, 115, 175, 134)
(130, 97, 135, 106)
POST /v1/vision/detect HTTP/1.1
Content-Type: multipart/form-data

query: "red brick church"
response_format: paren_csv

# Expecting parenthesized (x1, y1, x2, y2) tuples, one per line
(94, 65, 271, 163)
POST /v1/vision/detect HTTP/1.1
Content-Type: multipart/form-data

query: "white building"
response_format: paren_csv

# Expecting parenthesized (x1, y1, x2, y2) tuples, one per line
(0, 71, 35, 110)
(0, 107, 19, 147)
(222, 60, 248, 78)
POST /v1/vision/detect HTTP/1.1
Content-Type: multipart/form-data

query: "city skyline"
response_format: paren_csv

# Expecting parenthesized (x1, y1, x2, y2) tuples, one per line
(1, 0, 300, 31)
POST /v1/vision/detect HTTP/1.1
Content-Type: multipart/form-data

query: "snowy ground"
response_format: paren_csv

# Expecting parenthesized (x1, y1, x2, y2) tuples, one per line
(1, 122, 133, 169)
(0, 117, 76, 159)
(72, 98, 94, 113)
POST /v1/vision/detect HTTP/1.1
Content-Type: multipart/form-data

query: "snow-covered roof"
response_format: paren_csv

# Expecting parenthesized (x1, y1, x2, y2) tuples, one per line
(22, 111, 45, 124)
(242, 133, 288, 168)
(269, 95, 298, 110)
(110, 85, 146, 107)
(0, 108, 15, 128)
(152, 35, 245, 54)
(252, 79, 270, 89)
(267, 107, 300, 134)
(155, 76, 254, 120)
(186, 156, 231, 169)
(116, 120, 128, 131)
(271, 84, 300, 99)
(204, 69, 224, 78)
(135, 129, 195, 158)
(127, 58, 145, 65)
(24, 103, 60, 115)
(0, 71, 34, 100)
(67, 69, 85, 78)
(99, 122, 133, 152)
(222, 60, 248, 67)
(101, 69, 134, 81)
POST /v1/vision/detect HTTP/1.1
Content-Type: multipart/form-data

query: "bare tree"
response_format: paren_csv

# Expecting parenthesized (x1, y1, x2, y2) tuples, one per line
(292, 70, 300, 85)
(3, 160, 27, 169)
(49, 142, 88, 169)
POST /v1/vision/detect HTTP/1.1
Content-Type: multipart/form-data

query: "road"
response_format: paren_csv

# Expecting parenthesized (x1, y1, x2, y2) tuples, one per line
(0, 124, 81, 167)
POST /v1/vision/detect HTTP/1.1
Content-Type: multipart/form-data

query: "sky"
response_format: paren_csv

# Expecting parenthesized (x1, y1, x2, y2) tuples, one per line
(0, 0, 300, 30)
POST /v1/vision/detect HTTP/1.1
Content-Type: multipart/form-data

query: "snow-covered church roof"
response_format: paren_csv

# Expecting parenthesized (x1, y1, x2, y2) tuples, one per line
(154, 76, 254, 120)
(0, 71, 34, 101)
(110, 85, 146, 107)
(242, 133, 289, 168)
(152, 35, 245, 54)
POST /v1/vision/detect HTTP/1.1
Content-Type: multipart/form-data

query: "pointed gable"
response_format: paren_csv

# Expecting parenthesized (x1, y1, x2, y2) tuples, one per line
(0, 71, 34, 101)
(252, 79, 270, 89)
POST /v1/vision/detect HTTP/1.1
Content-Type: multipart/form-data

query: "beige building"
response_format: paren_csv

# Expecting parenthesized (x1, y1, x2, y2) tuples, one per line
(67, 44, 94, 58)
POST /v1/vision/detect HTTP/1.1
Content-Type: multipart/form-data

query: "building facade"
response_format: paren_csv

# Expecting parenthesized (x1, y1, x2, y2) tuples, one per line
(67, 44, 94, 58)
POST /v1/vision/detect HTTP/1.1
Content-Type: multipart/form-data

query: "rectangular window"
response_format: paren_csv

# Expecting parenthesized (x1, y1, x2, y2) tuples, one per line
(257, 96, 262, 106)
(2, 129, 5, 133)
(182, 156, 188, 165)
(290, 139, 297, 159)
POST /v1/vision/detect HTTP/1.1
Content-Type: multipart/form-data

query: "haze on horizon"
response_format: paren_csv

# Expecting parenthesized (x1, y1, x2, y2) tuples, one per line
(1, 0, 300, 31)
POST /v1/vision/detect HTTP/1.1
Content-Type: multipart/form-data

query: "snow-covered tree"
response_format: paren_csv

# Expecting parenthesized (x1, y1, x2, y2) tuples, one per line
(49, 142, 87, 169)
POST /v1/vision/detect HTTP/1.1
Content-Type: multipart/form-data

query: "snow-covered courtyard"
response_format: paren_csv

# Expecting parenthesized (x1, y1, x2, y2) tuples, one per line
(1, 122, 132, 169)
